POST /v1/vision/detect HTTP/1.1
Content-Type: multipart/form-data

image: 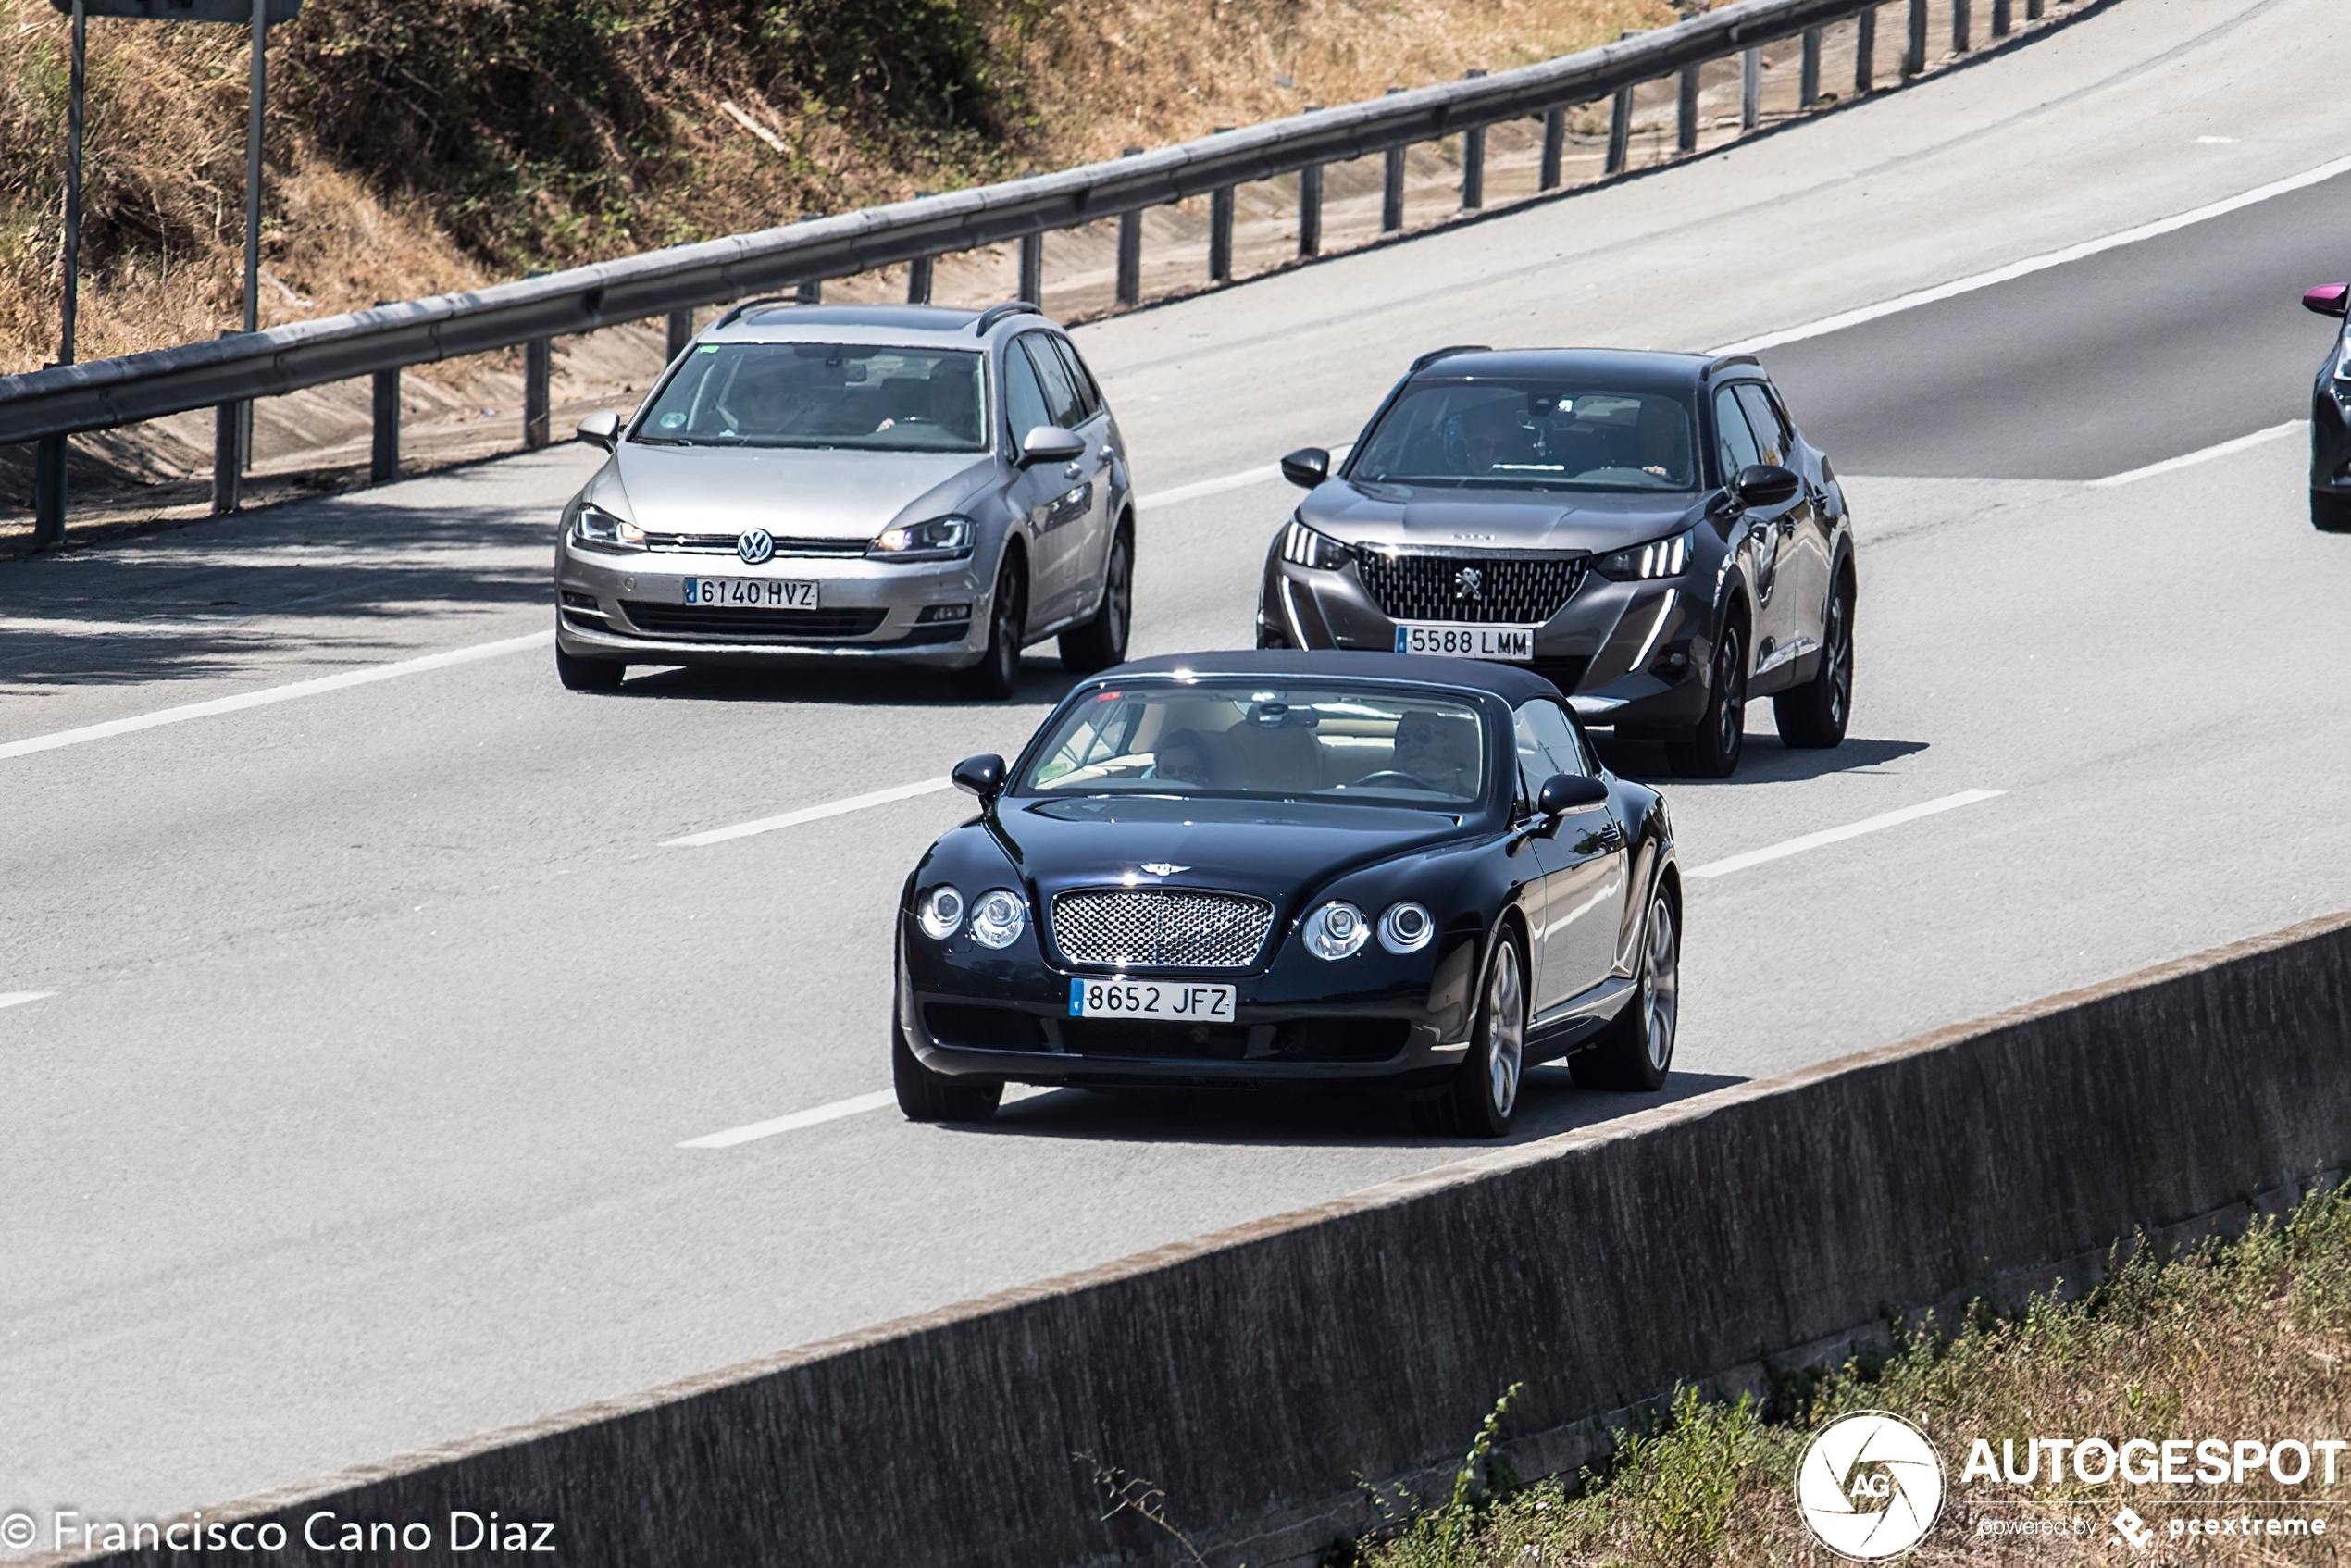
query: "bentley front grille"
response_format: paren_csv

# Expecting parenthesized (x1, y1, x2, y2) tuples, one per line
(1051, 889, 1275, 971)
(1355, 552, 1587, 624)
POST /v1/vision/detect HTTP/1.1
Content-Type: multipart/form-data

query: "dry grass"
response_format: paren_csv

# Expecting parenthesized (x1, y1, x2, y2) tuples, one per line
(0, 0, 1681, 377)
(1354, 1180, 2351, 1565)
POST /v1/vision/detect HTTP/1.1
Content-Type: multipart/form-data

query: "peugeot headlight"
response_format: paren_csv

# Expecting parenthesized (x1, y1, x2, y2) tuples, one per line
(1595, 528, 1693, 581)
(572, 502, 645, 553)
(1303, 900, 1371, 961)
(916, 885, 964, 941)
(1278, 516, 1351, 571)
(870, 515, 976, 562)
(1377, 902, 1435, 955)
(967, 888, 1027, 949)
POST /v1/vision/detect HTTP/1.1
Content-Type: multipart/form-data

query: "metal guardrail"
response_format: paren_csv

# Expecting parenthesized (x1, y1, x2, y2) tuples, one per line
(0, 0, 2045, 535)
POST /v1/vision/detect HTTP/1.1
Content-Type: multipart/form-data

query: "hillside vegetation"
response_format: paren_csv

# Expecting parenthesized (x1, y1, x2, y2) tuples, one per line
(0, 0, 1672, 375)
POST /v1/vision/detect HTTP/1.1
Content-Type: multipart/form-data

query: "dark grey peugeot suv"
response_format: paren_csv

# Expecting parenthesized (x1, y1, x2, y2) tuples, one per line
(1256, 347, 1855, 776)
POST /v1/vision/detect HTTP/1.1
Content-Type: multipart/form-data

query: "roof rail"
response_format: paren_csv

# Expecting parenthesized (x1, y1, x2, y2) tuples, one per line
(711, 296, 802, 330)
(973, 301, 1044, 335)
(1702, 353, 1760, 378)
(1408, 344, 1491, 373)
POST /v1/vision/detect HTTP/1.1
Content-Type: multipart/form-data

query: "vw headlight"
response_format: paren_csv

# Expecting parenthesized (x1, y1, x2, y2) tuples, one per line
(1595, 528, 1693, 581)
(870, 515, 976, 562)
(1279, 516, 1351, 570)
(1377, 902, 1435, 955)
(967, 888, 1028, 949)
(1303, 900, 1370, 961)
(916, 885, 964, 941)
(572, 502, 645, 553)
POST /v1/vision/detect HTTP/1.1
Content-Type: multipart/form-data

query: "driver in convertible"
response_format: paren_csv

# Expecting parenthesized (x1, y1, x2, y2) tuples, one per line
(1391, 711, 1478, 794)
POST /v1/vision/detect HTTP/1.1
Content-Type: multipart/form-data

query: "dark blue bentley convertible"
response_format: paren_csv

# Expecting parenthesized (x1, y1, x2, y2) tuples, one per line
(892, 650, 1680, 1137)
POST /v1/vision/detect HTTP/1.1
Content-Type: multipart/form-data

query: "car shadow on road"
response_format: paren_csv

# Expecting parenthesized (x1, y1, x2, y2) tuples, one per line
(952, 1067, 1748, 1150)
(615, 655, 1081, 710)
(1596, 733, 1930, 787)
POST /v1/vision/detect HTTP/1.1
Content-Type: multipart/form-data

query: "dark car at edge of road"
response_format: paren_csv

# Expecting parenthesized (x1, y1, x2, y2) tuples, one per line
(889, 651, 1681, 1139)
(2301, 281, 2351, 533)
(1255, 347, 1857, 777)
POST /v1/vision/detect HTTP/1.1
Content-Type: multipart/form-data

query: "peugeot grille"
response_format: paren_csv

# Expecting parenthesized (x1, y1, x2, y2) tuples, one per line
(1356, 552, 1588, 624)
(1051, 889, 1275, 970)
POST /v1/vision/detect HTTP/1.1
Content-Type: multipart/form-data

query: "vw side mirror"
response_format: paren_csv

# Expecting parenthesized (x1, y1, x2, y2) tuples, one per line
(2305, 283, 2350, 317)
(952, 753, 1006, 803)
(1733, 463, 1802, 508)
(1017, 426, 1086, 468)
(575, 410, 621, 451)
(1280, 447, 1331, 488)
(1537, 772, 1610, 817)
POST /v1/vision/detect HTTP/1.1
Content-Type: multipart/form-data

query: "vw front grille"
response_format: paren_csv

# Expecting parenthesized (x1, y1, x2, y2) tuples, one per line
(641, 532, 867, 557)
(1355, 552, 1587, 624)
(1051, 889, 1275, 970)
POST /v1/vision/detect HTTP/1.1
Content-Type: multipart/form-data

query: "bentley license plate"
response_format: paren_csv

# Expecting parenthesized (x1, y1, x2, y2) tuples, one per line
(683, 578, 819, 608)
(1067, 978, 1238, 1021)
(1393, 622, 1537, 661)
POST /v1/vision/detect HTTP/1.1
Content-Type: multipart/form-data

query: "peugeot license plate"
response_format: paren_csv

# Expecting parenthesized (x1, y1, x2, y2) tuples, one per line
(683, 578, 819, 608)
(1393, 622, 1537, 661)
(1068, 978, 1238, 1021)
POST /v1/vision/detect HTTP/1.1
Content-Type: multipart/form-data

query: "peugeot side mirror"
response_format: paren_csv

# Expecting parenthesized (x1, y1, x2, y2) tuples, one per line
(952, 753, 1006, 803)
(575, 410, 621, 451)
(2304, 283, 2350, 317)
(1280, 447, 1331, 488)
(1017, 426, 1086, 468)
(1537, 772, 1610, 818)
(1732, 463, 1802, 508)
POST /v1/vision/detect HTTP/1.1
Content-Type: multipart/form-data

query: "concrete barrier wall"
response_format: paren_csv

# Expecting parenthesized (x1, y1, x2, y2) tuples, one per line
(56, 911, 2351, 1567)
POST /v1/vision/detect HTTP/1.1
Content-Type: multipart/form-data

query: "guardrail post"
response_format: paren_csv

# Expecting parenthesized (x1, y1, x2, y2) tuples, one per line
(795, 280, 822, 304)
(1115, 149, 1143, 306)
(1018, 233, 1043, 305)
(1676, 65, 1699, 153)
(1992, 0, 2010, 35)
(370, 368, 399, 483)
(1460, 71, 1486, 210)
(665, 309, 692, 360)
(523, 335, 551, 450)
(1606, 85, 1632, 174)
(1298, 157, 1324, 258)
(1538, 107, 1566, 191)
(1740, 46, 1761, 131)
(1208, 133, 1235, 282)
(1800, 27, 1822, 106)
(1381, 90, 1406, 230)
(907, 255, 935, 305)
(2027, 0, 2043, 18)
(32, 436, 67, 546)
(212, 330, 243, 516)
(1908, 0, 1928, 73)
(1856, 7, 1876, 93)
(1953, 0, 1972, 51)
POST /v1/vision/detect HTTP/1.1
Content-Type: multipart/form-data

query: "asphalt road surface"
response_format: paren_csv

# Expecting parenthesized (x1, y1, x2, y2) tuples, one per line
(5, 0, 2348, 1535)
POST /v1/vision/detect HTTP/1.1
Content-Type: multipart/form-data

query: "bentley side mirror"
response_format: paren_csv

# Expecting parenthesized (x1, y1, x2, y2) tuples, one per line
(1537, 772, 1610, 818)
(575, 410, 621, 451)
(952, 753, 1006, 803)
(1280, 447, 1331, 488)
(2304, 283, 2350, 317)
(1017, 426, 1086, 468)
(1732, 463, 1802, 508)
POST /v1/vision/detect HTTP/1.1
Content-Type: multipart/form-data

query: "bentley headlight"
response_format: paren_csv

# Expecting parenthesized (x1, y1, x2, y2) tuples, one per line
(572, 502, 645, 553)
(968, 888, 1028, 949)
(1377, 902, 1435, 955)
(1303, 900, 1370, 961)
(870, 515, 976, 562)
(916, 885, 964, 940)
(1279, 516, 1351, 570)
(1595, 528, 1693, 581)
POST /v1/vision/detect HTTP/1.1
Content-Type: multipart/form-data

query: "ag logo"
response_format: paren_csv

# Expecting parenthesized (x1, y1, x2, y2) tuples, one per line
(736, 529, 776, 565)
(1795, 1412, 1944, 1559)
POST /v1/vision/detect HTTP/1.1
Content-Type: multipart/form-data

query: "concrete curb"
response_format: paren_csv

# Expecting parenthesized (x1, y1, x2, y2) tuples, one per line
(45, 908, 2351, 1566)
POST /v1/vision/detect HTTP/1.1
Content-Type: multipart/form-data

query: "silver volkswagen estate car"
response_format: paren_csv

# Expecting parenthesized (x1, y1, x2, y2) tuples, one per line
(553, 302, 1133, 697)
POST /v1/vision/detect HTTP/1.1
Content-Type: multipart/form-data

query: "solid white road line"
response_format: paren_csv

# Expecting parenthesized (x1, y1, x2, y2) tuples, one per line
(1686, 789, 2004, 879)
(680, 1083, 1059, 1149)
(663, 776, 956, 848)
(0, 630, 554, 763)
(1710, 153, 2351, 355)
(2085, 420, 2305, 488)
(1138, 443, 1351, 511)
(0, 992, 56, 1011)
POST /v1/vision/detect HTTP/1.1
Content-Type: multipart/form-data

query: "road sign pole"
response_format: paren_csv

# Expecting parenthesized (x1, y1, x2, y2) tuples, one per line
(32, 0, 86, 546)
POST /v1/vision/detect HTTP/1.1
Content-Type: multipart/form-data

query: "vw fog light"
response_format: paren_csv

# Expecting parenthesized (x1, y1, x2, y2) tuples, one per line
(572, 503, 645, 553)
(917, 885, 964, 940)
(968, 889, 1027, 949)
(1377, 902, 1435, 955)
(1304, 901, 1370, 960)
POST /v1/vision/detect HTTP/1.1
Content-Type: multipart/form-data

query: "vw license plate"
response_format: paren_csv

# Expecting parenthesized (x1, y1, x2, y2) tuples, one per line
(1068, 978, 1238, 1021)
(1393, 622, 1537, 661)
(683, 578, 819, 608)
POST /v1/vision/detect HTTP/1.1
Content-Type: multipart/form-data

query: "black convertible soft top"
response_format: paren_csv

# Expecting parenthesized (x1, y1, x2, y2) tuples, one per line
(1105, 650, 1565, 705)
